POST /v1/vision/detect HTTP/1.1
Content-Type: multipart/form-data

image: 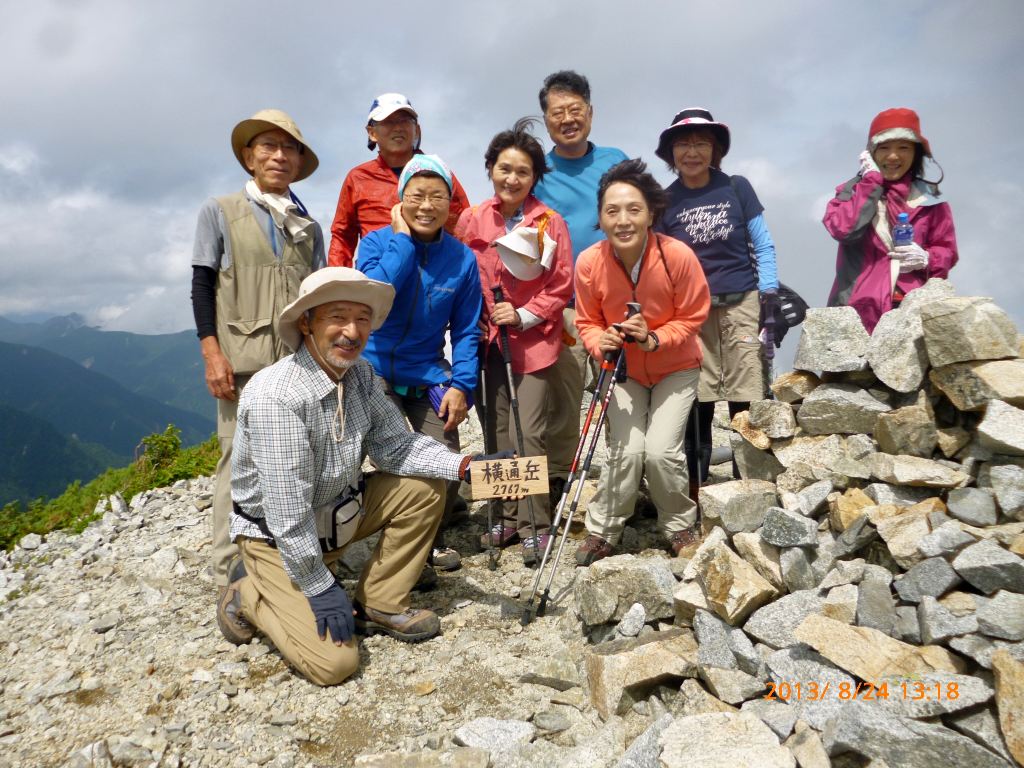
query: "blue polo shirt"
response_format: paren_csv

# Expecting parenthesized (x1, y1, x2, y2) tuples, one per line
(534, 142, 629, 262)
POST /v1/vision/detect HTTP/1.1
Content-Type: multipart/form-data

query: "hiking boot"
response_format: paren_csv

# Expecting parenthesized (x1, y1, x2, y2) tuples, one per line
(575, 534, 614, 566)
(669, 530, 702, 557)
(429, 547, 462, 572)
(412, 565, 438, 591)
(216, 554, 255, 645)
(354, 603, 441, 642)
(521, 535, 552, 567)
(479, 524, 519, 550)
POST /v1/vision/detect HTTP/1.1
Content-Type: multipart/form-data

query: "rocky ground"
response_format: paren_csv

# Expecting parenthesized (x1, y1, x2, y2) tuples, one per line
(4, 278, 1024, 768)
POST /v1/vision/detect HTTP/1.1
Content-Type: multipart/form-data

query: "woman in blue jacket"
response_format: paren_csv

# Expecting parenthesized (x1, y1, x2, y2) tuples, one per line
(357, 155, 483, 573)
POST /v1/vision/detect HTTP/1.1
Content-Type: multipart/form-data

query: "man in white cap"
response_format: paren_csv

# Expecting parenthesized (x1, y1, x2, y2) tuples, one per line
(191, 110, 326, 599)
(216, 267, 512, 686)
(327, 93, 471, 268)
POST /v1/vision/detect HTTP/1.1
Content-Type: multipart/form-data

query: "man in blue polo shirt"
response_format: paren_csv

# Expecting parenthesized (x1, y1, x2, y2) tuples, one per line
(533, 70, 628, 501)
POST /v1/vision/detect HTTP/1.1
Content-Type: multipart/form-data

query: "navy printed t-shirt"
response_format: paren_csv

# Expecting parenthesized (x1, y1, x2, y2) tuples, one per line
(655, 169, 763, 295)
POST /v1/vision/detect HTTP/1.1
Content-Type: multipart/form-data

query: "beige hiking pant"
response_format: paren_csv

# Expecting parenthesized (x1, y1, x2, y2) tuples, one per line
(585, 368, 700, 545)
(484, 344, 552, 537)
(212, 374, 250, 588)
(236, 472, 444, 686)
(698, 290, 764, 402)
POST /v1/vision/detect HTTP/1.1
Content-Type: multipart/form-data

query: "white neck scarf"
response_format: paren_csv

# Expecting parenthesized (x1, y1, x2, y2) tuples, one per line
(246, 179, 314, 244)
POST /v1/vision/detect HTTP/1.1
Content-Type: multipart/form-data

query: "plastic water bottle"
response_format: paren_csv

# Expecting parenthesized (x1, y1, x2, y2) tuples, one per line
(893, 213, 914, 247)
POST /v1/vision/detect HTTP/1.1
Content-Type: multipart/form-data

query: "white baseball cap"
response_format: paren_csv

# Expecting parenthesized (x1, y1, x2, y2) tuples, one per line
(367, 93, 418, 124)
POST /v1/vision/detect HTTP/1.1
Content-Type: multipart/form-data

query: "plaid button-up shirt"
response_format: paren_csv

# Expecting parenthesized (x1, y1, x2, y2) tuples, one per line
(230, 343, 463, 596)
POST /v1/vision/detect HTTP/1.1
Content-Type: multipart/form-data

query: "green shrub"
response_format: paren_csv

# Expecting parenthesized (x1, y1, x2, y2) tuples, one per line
(0, 425, 219, 551)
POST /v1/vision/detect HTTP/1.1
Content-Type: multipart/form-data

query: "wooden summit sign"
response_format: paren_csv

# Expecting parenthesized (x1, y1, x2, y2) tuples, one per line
(469, 456, 549, 500)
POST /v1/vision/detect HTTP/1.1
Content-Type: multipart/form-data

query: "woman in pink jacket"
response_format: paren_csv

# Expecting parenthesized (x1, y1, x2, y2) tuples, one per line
(455, 119, 574, 565)
(824, 108, 957, 333)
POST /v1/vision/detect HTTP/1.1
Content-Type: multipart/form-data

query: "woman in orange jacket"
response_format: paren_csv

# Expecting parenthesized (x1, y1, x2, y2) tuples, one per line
(574, 159, 710, 565)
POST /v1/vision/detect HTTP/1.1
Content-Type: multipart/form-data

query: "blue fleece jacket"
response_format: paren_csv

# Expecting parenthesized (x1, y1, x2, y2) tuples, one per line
(357, 226, 482, 393)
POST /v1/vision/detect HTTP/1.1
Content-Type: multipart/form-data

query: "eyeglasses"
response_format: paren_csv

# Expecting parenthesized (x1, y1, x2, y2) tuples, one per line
(673, 141, 713, 153)
(546, 104, 588, 122)
(404, 193, 450, 206)
(252, 138, 302, 155)
(373, 117, 418, 128)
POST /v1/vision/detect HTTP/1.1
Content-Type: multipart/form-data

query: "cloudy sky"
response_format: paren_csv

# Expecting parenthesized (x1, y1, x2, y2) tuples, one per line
(1, 0, 1021, 372)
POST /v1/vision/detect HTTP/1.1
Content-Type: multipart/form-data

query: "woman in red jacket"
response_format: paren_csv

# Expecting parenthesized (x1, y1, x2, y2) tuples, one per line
(455, 119, 574, 565)
(574, 159, 710, 565)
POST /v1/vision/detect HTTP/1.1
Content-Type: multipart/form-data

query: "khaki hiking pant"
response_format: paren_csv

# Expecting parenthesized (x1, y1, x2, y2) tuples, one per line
(698, 290, 764, 403)
(483, 344, 552, 538)
(379, 378, 462, 550)
(585, 368, 700, 545)
(212, 374, 251, 588)
(236, 473, 444, 687)
(545, 308, 597, 481)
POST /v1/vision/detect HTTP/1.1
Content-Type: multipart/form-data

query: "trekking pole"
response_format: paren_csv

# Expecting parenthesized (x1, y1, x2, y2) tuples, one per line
(693, 398, 703, 485)
(762, 290, 777, 398)
(478, 347, 498, 572)
(491, 285, 539, 562)
(523, 303, 641, 624)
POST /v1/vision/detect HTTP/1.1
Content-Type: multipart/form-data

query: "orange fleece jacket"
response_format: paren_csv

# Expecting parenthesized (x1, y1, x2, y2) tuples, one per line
(574, 233, 710, 387)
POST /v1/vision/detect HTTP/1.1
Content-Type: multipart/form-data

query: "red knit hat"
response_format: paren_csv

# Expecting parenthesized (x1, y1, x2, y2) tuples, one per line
(868, 108, 931, 157)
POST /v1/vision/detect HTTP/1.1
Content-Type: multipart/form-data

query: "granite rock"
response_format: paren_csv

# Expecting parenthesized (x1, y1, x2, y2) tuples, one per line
(822, 583, 858, 625)
(918, 596, 979, 644)
(868, 453, 968, 488)
(895, 605, 922, 644)
(793, 307, 870, 373)
(952, 539, 1024, 594)
(612, 713, 673, 768)
(828, 487, 875, 532)
(659, 712, 796, 768)
(780, 547, 818, 593)
(744, 590, 826, 650)
(731, 433, 787, 483)
(574, 555, 678, 625)
(761, 508, 819, 548)
(978, 400, 1024, 457)
(452, 718, 536, 761)
(747, 400, 797, 439)
(976, 590, 1024, 641)
(693, 609, 738, 670)
(698, 480, 779, 534)
(921, 296, 1019, 368)
(916, 523, 978, 559)
(694, 542, 779, 626)
(992, 649, 1024, 766)
(874, 399, 938, 458)
(894, 557, 962, 603)
(946, 705, 1017, 765)
(733, 532, 784, 592)
(929, 359, 1024, 411)
(822, 699, 1012, 768)
(740, 699, 798, 742)
(585, 629, 699, 719)
(856, 579, 898, 637)
(770, 371, 821, 404)
(764, 645, 854, 730)
(697, 666, 766, 706)
(875, 511, 931, 569)
(794, 613, 967, 687)
(990, 465, 1024, 520)
(733, 411, 772, 451)
(797, 384, 891, 436)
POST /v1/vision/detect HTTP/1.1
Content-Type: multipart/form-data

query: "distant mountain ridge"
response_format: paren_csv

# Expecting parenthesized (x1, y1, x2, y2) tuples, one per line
(0, 403, 112, 506)
(0, 314, 214, 422)
(0, 341, 214, 457)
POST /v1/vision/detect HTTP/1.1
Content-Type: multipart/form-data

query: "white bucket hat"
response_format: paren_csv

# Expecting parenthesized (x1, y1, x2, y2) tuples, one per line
(495, 228, 557, 282)
(278, 268, 395, 351)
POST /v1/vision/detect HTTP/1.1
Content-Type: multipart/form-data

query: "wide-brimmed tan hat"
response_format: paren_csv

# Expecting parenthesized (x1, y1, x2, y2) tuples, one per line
(278, 268, 395, 351)
(231, 109, 319, 182)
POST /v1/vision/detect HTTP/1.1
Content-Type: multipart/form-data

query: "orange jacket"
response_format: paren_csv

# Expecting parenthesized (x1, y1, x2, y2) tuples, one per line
(455, 194, 574, 375)
(328, 154, 471, 268)
(574, 233, 710, 387)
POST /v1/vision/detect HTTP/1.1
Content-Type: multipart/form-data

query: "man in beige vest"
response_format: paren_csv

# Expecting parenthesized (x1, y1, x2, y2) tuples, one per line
(190, 110, 325, 596)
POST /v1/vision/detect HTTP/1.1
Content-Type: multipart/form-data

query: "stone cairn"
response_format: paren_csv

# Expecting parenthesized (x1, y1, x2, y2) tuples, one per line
(3, 277, 1024, 768)
(563, 278, 1024, 768)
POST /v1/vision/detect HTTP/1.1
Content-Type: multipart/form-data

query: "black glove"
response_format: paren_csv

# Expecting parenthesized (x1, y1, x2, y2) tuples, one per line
(306, 581, 354, 644)
(465, 450, 516, 483)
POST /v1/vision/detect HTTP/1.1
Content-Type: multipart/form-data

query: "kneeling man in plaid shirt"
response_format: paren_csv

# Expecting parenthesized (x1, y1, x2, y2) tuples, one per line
(216, 267, 506, 686)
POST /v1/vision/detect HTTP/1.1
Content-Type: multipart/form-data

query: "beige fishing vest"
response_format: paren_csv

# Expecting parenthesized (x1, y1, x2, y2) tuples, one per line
(214, 191, 314, 375)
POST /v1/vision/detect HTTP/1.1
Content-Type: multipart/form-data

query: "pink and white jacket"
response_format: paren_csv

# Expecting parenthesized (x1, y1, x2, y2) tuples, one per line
(455, 194, 574, 374)
(823, 170, 958, 333)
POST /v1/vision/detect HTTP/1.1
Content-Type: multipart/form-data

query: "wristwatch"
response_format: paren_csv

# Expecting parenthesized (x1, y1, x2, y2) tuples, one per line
(647, 332, 660, 351)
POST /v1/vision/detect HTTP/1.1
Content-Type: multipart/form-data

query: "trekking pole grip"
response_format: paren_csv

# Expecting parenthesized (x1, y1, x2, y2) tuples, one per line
(491, 284, 513, 363)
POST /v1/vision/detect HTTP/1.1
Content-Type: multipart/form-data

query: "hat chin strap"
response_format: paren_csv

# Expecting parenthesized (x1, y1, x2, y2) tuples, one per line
(306, 336, 352, 443)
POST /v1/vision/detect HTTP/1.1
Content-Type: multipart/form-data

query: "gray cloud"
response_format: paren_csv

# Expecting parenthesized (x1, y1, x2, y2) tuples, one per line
(0, 0, 1021, 371)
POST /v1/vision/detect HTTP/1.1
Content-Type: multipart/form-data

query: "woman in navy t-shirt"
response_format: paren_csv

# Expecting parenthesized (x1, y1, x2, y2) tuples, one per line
(653, 108, 779, 494)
